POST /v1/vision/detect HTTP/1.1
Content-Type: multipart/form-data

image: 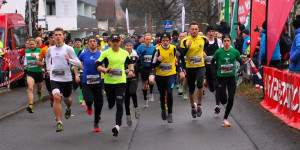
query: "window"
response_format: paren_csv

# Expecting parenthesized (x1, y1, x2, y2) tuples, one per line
(12, 27, 27, 49)
(7, 28, 12, 50)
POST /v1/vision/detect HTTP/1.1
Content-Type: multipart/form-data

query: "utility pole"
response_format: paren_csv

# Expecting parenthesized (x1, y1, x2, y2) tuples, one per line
(145, 13, 148, 32)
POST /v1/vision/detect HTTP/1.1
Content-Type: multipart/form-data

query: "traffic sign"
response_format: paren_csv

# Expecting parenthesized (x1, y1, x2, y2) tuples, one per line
(163, 20, 173, 30)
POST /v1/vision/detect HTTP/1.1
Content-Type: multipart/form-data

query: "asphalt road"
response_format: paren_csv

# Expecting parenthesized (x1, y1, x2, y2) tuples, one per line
(0, 82, 300, 150)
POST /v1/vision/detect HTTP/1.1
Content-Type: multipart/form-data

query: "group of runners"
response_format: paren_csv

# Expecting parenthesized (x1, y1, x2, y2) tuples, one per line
(23, 21, 243, 136)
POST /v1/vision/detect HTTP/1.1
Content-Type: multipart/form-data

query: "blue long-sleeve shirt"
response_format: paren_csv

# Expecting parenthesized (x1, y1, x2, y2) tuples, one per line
(242, 36, 250, 54)
(259, 30, 281, 62)
(289, 28, 300, 71)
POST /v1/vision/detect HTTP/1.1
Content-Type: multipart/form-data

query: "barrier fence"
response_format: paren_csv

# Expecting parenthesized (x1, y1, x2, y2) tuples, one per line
(261, 66, 300, 130)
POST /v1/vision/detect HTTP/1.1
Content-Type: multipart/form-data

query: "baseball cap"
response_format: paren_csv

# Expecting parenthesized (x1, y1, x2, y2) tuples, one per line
(110, 34, 120, 41)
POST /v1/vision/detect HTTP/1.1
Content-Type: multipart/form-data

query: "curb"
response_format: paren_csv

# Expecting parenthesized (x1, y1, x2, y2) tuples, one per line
(0, 95, 49, 121)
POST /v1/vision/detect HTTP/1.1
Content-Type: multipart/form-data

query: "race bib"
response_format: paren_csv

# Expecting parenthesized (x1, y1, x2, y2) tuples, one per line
(221, 64, 234, 74)
(144, 55, 152, 63)
(52, 69, 65, 76)
(87, 75, 100, 84)
(109, 68, 122, 78)
(190, 56, 202, 65)
(205, 56, 213, 65)
(159, 63, 172, 72)
(28, 60, 38, 68)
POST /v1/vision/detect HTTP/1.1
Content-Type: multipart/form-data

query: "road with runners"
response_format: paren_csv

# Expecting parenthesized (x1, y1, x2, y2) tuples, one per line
(0, 83, 300, 150)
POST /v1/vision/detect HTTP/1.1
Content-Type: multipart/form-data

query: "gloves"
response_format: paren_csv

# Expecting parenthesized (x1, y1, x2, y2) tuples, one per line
(237, 69, 243, 76)
(141, 50, 147, 56)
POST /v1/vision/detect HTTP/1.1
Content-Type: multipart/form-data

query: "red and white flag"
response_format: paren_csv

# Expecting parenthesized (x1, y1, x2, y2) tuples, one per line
(0, 0, 3, 9)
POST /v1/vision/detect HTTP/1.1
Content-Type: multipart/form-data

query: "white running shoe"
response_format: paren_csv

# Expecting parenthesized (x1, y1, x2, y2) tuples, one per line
(143, 100, 149, 108)
(148, 93, 154, 102)
(112, 125, 120, 136)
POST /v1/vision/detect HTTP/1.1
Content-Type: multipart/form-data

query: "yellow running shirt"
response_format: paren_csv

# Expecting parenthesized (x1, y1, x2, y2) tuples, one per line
(154, 44, 177, 76)
(180, 36, 207, 68)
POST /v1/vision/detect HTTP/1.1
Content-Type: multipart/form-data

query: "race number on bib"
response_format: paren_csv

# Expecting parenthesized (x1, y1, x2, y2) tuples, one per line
(52, 69, 65, 76)
(205, 56, 213, 65)
(159, 63, 172, 72)
(28, 60, 38, 68)
(144, 55, 152, 63)
(221, 64, 234, 74)
(87, 75, 100, 84)
(109, 69, 122, 78)
(190, 56, 202, 65)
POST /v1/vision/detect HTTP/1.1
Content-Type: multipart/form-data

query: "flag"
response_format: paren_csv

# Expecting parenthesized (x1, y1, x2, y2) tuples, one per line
(231, 0, 239, 47)
(224, 0, 230, 23)
(249, 0, 266, 58)
(238, 0, 251, 29)
(182, 6, 185, 32)
(126, 8, 129, 34)
(0, 0, 3, 9)
(266, 0, 295, 66)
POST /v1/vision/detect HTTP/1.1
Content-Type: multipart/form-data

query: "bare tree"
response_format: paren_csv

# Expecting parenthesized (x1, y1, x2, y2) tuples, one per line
(25, 0, 39, 38)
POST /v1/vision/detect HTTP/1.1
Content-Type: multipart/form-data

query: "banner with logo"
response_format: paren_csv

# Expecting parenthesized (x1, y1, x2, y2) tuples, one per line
(266, 0, 295, 66)
(56, 0, 77, 18)
(249, 0, 266, 58)
(261, 67, 300, 130)
(238, 0, 251, 29)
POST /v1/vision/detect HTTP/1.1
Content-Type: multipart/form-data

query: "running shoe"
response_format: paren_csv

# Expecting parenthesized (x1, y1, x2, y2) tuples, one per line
(143, 100, 149, 108)
(222, 119, 231, 127)
(215, 105, 220, 114)
(81, 101, 86, 108)
(148, 93, 154, 102)
(161, 109, 167, 121)
(167, 113, 173, 123)
(196, 104, 202, 117)
(134, 107, 140, 119)
(191, 104, 197, 118)
(112, 125, 120, 136)
(183, 93, 188, 100)
(56, 123, 63, 132)
(26, 105, 34, 113)
(86, 108, 93, 115)
(176, 84, 179, 89)
(94, 124, 101, 132)
(178, 87, 183, 95)
(38, 92, 44, 100)
(127, 115, 132, 126)
(65, 108, 71, 119)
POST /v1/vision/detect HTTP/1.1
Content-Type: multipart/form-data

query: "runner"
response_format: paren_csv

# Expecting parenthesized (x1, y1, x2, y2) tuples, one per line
(45, 27, 81, 132)
(136, 33, 156, 108)
(79, 36, 103, 132)
(211, 34, 243, 127)
(37, 32, 56, 107)
(24, 38, 43, 113)
(149, 32, 178, 123)
(123, 37, 141, 126)
(181, 22, 207, 118)
(99, 33, 108, 51)
(95, 34, 134, 136)
(204, 26, 223, 114)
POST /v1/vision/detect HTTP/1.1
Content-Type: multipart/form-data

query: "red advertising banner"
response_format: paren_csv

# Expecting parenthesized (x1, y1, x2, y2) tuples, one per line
(250, 0, 266, 58)
(266, 0, 295, 66)
(238, 0, 251, 25)
(261, 67, 300, 130)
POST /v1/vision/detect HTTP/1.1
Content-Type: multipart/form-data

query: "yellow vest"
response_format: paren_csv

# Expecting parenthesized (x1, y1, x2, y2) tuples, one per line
(0, 41, 4, 56)
(155, 45, 177, 76)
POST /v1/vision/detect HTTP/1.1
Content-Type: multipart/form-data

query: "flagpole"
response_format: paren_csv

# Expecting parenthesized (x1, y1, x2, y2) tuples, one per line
(265, 0, 268, 66)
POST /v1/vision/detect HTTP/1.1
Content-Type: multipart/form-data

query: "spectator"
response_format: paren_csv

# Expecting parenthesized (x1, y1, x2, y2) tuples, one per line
(289, 18, 300, 74)
(242, 29, 250, 56)
(259, 21, 281, 67)
(217, 19, 231, 35)
(234, 23, 246, 54)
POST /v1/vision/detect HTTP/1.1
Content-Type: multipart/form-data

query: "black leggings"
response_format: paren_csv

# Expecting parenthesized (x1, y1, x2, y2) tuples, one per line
(206, 66, 220, 105)
(105, 83, 126, 126)
(217, 76, 236, 119)
(82, 83, 103, 124)
(156, 75, 176, 114)
(186, 67, 205, 94)
(125, 79, 138, 115)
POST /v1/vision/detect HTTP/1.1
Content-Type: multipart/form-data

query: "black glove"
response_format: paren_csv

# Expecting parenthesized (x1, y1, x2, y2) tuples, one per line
(237, 69, 243, 76)
(141, 50, 147, 56)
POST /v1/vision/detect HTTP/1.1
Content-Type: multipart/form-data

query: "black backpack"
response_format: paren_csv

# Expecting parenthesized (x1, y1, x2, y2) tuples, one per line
(280, 33, 292, 54)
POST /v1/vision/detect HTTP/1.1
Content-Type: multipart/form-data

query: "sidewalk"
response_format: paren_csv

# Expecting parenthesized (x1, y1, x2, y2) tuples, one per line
(0, 86, 48, 120)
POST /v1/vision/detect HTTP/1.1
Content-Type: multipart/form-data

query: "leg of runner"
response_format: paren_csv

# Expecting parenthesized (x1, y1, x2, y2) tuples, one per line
(142, 81, 149, 108)
(178, 71, 185, 95)
(112, 84, 126, 136)
(166, 75, 176, 123)
(148, 82, 154, 101)
(186, 68, 197, 118)
(36, 81, 43, 100)
(223, 77, 236, 127)
(195, 67, 205, 117)
(183, 77, 188, 99)
(93, 84, 103, 132)
(83, 84, 94, 115)
(52, 91, 63, 132)
(129, 80, 140, 119)
(45, 73, 54, 107)
(125, 81, 132, 126)
(26, 76, 35, 113)
(156, 76, 168, 121)
(105, 84, 116, 109)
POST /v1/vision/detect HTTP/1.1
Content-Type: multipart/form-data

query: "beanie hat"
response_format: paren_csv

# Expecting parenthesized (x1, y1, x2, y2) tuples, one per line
(242, 29, 250, 35)
(292, 19, 300, 29)
(123, 37, 134, 45)
(206, 25, 215, 32)
(239, 24, 245, 32)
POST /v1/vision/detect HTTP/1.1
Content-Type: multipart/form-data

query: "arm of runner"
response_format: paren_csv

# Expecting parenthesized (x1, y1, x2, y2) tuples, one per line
(67, 47, 81, 67)
(126, 56, 134, 78)
(151, 49, 161, 69)
(74, 66, 80, 83)
(45, 48, 52, 72)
